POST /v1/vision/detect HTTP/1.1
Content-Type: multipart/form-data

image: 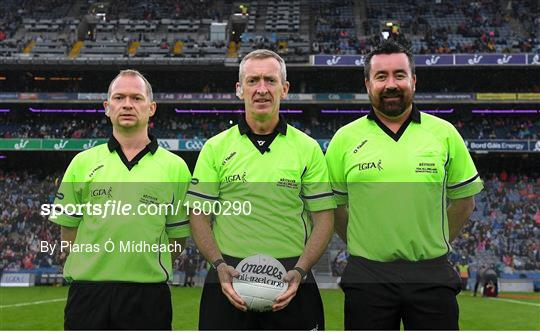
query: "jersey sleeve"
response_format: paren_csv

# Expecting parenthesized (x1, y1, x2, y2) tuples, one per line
(186, 140, 220, 205)
(446, 125, 484, 199)
(300, 141, 336, 212)
(49, 155, 83, 227)
(325, 132, 348, 206)
(165, 158, 191, 238)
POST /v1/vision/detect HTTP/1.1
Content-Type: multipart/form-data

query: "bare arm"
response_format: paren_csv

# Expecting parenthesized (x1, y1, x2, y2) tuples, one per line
(169, 237, 186, 263)
(334, 205, 348, 243)
(190, 212, 246, 311)
(189, 213, 223, 264)
(61, 226, 78, 253)
(295, 209, 334, 272)
(274, 209, 334, 311)
(448, 196, 476, 242)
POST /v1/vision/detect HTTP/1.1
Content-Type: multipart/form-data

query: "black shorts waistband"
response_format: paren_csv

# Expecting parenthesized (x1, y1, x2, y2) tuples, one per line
(71, 280, 168, 285)
(341, 254, 459, 286)
(349, 254, 449, 266)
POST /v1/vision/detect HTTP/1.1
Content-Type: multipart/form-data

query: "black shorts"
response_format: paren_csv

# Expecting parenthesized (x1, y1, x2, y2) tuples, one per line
(64, 282, 172, 330)
(341, 255, 461, 330)
(198, 255, 324, 330)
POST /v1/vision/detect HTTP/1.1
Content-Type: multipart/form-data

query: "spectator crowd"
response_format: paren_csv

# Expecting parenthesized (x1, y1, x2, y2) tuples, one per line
(451, 172, 540, 274)
(2, 0, 539, 60)
(2, 113, 538, 141)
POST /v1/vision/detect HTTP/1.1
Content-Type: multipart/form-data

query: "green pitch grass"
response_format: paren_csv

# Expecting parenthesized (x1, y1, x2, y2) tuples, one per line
(1, 287, 539, 330)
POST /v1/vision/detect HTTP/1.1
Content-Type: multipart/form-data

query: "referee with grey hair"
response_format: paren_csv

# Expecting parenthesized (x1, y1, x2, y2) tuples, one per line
(188, 49, 336, 330)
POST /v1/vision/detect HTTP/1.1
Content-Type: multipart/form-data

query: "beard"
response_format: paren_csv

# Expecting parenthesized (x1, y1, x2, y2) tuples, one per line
(369, 89, 413, 118)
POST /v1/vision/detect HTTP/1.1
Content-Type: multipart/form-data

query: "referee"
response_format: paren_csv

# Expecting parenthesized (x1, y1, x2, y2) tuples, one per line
(187, 49, 336, 330)
(325, 38, 484, 330)
(50, 70, 191, 330)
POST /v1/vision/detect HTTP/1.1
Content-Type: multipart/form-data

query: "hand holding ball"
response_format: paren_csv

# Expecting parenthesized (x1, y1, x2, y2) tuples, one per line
(232, 254, 288, 312)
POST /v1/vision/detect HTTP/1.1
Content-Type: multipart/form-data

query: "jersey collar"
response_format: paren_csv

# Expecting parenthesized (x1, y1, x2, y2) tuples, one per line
(107, 134, 158, 171)
(238, 115, 288, 136)
(238, 115, 287, 154)
(367, 104, 421, 142)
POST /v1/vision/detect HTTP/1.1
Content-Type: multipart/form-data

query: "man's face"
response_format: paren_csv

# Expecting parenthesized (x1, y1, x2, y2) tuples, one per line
(365, 53, 416, 118)
(237, 57, 289, 121)
(103, 75, 156, 131)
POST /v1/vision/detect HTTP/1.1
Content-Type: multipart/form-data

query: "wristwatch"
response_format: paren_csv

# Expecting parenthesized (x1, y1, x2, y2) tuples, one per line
(294, 266, 307, 282)
(212, 258, 226, 269)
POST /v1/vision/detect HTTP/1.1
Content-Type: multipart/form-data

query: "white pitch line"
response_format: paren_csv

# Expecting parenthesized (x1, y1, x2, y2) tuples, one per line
(0, 298, 66, 309)
(490, 297, 540, 307)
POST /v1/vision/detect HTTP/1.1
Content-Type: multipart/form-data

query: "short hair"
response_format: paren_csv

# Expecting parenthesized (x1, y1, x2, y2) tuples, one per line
(238, 49, 287, 85)
(107, 69, 154, 101)
(364, 38, 415, 80)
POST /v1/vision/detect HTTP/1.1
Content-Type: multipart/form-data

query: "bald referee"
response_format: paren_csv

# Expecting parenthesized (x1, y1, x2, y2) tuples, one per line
(50, 70, 190, 329)
(187, 49, 336, 330)
(325, 38, 484, 330)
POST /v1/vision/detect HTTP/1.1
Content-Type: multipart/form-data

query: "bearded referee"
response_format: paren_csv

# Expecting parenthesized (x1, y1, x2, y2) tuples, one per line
(187, 49, 336, 330)
(325, 38, 484, 330)
(49, 70, 191, 330)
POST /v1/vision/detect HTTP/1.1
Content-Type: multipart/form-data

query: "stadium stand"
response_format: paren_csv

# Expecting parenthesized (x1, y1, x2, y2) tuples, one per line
(0, 170, 64, 272)
(365, 0, 539, 54)
(451, 172, 540, 273)
(2, 0, 537, 61)
(265, 1, 300, 33)
(78, 39, 127, 58)
(312, 0, 358, 54)
(232, 1, 311, 62)
(1, 112, 539, 140)
(454, 116, 540, 140)
(106, 0, 221, 20)
(0, 0, 229, 60)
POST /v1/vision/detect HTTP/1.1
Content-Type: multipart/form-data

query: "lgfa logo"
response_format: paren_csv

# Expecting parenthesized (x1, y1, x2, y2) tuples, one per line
(91, 186, 113, 198)
(224, 171, 247, 183)
(358, 159, 383, 171)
